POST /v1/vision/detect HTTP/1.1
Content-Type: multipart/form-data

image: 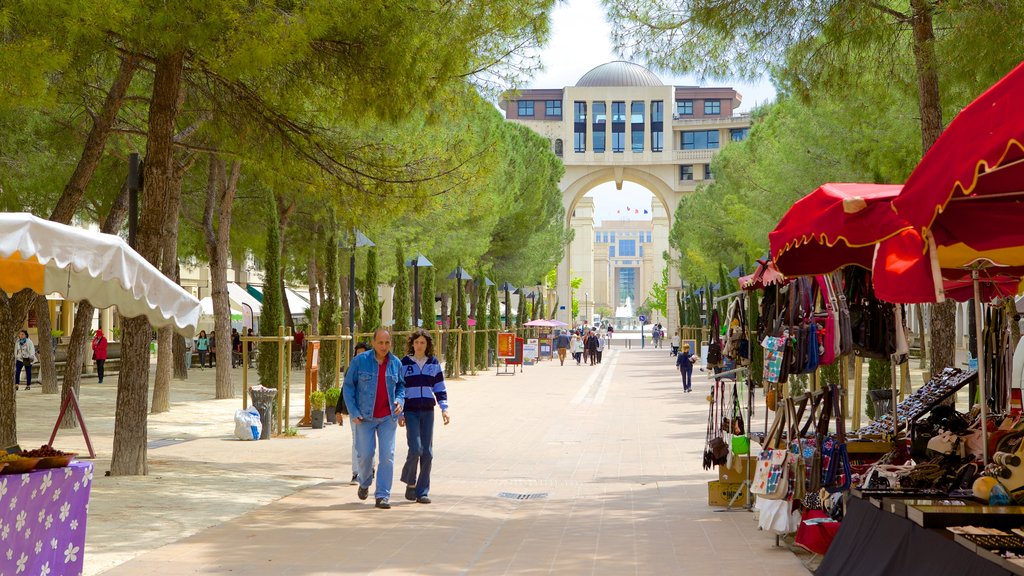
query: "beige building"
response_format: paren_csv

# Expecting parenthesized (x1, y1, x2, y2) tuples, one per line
(503, 61, 751, 330)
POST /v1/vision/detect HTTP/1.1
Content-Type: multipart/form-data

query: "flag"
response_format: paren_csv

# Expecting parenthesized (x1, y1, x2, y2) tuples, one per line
(644, 209, 649, 214)
(635, 209, 639, 214)
(626, 206, 630, 211)
(616, 209, 620, 214)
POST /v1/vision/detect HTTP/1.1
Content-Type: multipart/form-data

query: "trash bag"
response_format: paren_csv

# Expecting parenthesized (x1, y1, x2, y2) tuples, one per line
(234, 406, 262, 441)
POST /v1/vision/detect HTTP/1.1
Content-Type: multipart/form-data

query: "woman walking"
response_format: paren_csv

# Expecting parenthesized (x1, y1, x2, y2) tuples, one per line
(14, 330, 35, 391)
(92, 329, 108, 383)
(196, 330, 210, 369)
(398, 329, 449, 504)
(676, 343, 695, 392)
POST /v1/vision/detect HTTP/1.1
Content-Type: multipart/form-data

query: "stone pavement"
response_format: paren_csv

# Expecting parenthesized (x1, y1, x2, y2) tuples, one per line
(12, 347, 809, 576)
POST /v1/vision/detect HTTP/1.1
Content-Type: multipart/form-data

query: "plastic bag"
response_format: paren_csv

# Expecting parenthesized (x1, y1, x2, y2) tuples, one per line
(234, 407, 262, 440)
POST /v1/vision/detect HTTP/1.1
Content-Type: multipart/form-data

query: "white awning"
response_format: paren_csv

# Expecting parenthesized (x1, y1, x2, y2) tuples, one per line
(285, 288, 309, 315)
(227, 282, 262, 316)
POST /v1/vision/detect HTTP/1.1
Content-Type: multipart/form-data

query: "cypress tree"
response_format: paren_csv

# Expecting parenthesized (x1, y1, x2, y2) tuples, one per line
(258, 205, 284, 394)
(537, 290, 547, 320)
(488, 284, 500, 354)
(392, 246, 410, 355)
(516, 290, 526, 329)
(319, 226, 340, 388)
(444, 290, 458, 377)
(866, 358, 893, 420)
(458, 278, 469, 373)
(475, 277, 488, 368)
(420, 265, 435, 330)
(361, 246, 381, 333)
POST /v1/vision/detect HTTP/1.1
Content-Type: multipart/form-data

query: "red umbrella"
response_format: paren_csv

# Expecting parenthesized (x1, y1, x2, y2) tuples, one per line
(738, 259, 790, 291)
(768, 183, 909, 277)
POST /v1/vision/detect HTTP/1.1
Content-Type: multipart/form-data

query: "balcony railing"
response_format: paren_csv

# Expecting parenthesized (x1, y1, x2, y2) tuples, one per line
(671, 114, 751, 127)
(673, 149, 717, 162)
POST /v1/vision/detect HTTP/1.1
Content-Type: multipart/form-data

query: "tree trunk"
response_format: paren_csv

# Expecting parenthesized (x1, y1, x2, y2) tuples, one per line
(0, 291, 35, 446)
(49, 54, 139, 225)
(203, 155, 240, 400)
(306, 252, 319, 336)
(111, 50, 185, 477)
(151, 158, 186, 414)
(908, 0, 954, 375)
(35, 295, 59, 395)
(277, 198, 295, 330)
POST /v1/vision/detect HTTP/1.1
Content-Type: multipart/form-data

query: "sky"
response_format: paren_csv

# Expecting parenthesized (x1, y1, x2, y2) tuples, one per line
(527, 0, 777, 225)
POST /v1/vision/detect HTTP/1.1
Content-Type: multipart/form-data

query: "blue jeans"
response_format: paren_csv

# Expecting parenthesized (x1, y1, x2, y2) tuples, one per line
(680, 369, 692, 391)
(353, 416, 397, 499)
(15, 360, 31, 387)
(400, 410, 435, 498)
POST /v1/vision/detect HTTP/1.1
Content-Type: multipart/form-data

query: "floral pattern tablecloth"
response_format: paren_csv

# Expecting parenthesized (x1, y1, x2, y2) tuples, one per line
(0, 461, 92, 576)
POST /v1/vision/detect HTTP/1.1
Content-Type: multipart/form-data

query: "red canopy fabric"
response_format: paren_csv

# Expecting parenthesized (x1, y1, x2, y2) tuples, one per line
(739, 259, 790, 291)
(874, 61, 1024, 303)
(768, 183, 908, 277)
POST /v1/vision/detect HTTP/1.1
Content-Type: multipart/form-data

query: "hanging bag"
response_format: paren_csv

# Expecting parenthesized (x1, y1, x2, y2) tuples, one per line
(822, 385, 852, 493)
(832, 271, 853, 356)
(752, 405, 790, 500)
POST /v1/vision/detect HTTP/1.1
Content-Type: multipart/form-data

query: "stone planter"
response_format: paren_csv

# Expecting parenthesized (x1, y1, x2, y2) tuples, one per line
(311, 410, 325, 429)
(325, 406, 336, 425)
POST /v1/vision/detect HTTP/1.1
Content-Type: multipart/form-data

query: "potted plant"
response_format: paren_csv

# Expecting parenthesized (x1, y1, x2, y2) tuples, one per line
(324, 387, 341, 425)
(309, 390, 326, 429)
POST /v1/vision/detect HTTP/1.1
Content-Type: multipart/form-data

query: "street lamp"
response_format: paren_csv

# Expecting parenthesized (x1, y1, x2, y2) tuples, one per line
(446, 264, 473, 329)
(406, 254, 433, 328)
(346, 229, 375, 355)
(499, 282, 516, 329)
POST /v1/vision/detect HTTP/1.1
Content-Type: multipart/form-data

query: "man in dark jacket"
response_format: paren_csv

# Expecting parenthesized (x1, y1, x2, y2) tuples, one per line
(554, 330, 571, 366)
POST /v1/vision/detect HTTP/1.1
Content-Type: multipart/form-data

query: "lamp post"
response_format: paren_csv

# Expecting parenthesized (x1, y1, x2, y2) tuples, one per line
(499, 282, 516, 329)
(347, 230, 375, 356)
(406, 254, 433, 328)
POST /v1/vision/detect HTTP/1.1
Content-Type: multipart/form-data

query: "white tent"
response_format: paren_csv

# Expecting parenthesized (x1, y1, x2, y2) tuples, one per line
(227, 282, 262, 315)
(285, 287, 309, 316)
(0, 212, 201, 336)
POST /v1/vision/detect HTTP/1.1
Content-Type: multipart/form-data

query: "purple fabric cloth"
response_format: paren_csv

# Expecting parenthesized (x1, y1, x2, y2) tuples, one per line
(0, 461, 92, 576)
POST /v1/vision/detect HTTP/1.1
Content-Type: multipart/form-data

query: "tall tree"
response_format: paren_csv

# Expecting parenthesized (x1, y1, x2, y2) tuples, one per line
(361, 247, 381, 333)
(203, 156, 241, 399)
(458, 278, 470, 374)
(488, 284, 500, 355)
(392, 246, 410, 355)
(420, 266, 435, 332)
(258, 203, 284, 397)
(319, 225, 341, 388)
(474, 277, 489, 369)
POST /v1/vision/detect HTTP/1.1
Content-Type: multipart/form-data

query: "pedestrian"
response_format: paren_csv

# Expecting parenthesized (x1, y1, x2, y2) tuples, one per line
(398, 329, 449, 504)
(338, 341, 371, 485)
(586, 329, 599, 365)
(570, 332, 583, 365)
(196, 330, 209, 369)
(14, 329, 35, 391)
(671, 333, 681, 356)
(606, 325, 614, 348)
(183, 335, 193, 370)
(676, 342, 695, 392)
(92, 329, 109, 383)
(595, 331, 605, 364)
(554, 329, 570, 366)
(231, 328, 241, 367)
(342, 328, 406, 509)
(208, 330, 217, 368)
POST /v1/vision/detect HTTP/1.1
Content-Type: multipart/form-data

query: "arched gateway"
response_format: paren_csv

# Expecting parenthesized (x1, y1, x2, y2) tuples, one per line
(503, 61, 751, 334)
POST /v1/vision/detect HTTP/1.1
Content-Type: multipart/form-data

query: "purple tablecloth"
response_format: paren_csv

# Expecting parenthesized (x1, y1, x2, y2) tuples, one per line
(0, 461, 92, 576)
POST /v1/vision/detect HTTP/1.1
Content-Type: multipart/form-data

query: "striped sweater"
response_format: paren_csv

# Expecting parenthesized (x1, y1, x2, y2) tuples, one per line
(401, 355, 448, 412)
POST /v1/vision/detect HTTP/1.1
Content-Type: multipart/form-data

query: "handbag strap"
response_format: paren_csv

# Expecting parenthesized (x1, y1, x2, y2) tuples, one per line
(832, 384, 846, 443)
(800, 389, 826, 437)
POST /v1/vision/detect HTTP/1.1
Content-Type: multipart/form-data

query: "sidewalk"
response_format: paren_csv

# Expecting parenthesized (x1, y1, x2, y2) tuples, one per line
(17, 349, 808, 575)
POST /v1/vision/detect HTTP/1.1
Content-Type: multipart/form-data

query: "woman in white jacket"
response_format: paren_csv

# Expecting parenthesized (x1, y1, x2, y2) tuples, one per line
(14, 330, 35, 391)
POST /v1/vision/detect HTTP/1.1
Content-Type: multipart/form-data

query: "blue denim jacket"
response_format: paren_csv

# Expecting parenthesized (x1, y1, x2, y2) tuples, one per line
(342, 350, 406, 420)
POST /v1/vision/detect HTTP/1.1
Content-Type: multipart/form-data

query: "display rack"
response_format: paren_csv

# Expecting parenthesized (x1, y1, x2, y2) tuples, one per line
(855, 367, 978, 436)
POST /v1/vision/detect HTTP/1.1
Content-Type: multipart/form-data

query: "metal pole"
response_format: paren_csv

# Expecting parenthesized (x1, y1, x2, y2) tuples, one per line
(973, 270, 989, 463)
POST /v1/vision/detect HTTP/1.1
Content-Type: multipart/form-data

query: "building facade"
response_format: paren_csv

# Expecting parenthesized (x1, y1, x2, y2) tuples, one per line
(503, 61, 751, 330)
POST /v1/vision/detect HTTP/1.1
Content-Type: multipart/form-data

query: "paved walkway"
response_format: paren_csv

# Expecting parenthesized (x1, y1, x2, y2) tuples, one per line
(15, 348, 808, 575)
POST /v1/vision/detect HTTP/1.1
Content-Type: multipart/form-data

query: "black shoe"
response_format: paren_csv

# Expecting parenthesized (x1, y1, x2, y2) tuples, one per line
(405, 485, 417, 501)
(24, 386, 30, 391)
(350, 473, 358, 485)
(416, 496, 431, 504)
(357, 486, 368, 500)
(375, 498, 391, 509)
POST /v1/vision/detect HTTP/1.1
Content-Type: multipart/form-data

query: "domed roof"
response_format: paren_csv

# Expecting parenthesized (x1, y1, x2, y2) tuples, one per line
(575, 61, 664, 87)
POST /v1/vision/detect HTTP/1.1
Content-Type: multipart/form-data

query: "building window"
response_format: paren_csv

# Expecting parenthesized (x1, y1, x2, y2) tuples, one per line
(609, 245, 615, 258)
(611, 101, 625, 153)
(573, 101, 586, 153)
(640, 245, 644, 257)
(545, 100, 562, 117)
(595, 232, 600, 243)
(680, 165, 694, 181)
(682, 130, 720, 150)
(730, 127, 749, 142)
(704, 164, 714, 180)
(646, 232, 652, 243)
(619, 239, 636, 257)
(676, 99, 693, 116)
(518, 100, 534, 116)
(631, 101, 644, 153)
(704, 99, 721, 115)
(617, 267, 637, 305)
(592, 101, 606, 153)
(651, 100, 664, 152)
(610, 231, 616, 243)
(603, 232, 610, 243)
(554, 139, 563, 157)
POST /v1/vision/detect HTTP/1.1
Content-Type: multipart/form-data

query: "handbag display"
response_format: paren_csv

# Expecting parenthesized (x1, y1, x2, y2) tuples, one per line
(822, 386, 852, 493)
(752, 403, 792, 500)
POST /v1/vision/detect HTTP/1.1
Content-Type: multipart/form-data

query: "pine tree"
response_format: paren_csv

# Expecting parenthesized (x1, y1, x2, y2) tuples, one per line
(258, 204, 283, 395)
(392, 246, 410, 355)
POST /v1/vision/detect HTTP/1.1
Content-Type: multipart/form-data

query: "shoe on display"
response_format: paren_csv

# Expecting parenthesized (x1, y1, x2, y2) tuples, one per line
(375, 498, 391, 509)
(357, 486, 369, 500)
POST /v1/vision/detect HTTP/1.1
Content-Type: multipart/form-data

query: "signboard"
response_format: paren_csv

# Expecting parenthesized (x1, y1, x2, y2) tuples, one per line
(682, 339, 698, 357)
(523, 339, 539, 363)
(560, 305, 566, 310)
(505, 337, 524, 366)
(639, 314, 647, 323)
(497, 332, 517, 359)
(539, 338, 552, 358)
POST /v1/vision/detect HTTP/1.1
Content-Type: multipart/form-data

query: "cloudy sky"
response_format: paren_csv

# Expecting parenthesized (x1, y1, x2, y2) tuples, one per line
(527, 0, 777, 224)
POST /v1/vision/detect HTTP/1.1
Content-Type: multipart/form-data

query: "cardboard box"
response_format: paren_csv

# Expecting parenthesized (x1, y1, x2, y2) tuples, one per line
(718, 455, 753, 483)
(708, 480, 749, 506)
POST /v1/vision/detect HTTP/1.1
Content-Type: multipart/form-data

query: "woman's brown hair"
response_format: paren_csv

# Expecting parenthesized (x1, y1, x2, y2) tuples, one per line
(406, 328, 434, 357)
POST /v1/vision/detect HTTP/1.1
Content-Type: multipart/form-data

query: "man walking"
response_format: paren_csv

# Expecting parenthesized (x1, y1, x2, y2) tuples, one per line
(554, 330, 571, 366)
(343, 329, 406, 509)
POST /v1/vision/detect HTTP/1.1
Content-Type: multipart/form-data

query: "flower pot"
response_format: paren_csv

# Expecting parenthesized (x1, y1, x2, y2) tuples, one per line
(325, 406, 336, 424)
(311, 410, 325, 429)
